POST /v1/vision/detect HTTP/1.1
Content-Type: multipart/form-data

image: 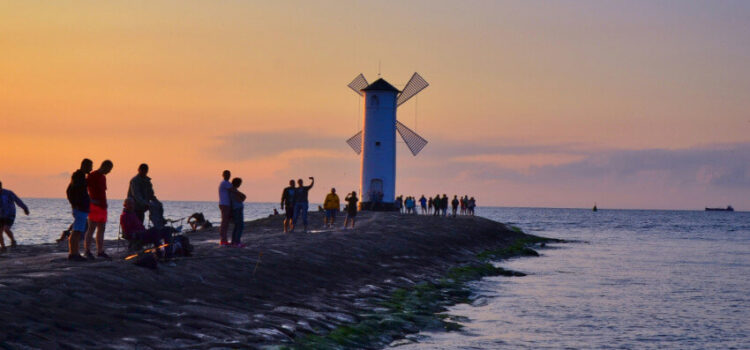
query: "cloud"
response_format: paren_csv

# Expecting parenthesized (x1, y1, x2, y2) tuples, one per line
(211, 131, 348, 161)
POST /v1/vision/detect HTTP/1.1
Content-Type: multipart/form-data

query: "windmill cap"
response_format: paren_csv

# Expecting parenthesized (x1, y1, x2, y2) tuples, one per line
(361, 78, 400, 92)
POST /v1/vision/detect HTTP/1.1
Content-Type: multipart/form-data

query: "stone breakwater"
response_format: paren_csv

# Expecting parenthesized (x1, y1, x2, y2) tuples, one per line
(0, 211, 542, 349)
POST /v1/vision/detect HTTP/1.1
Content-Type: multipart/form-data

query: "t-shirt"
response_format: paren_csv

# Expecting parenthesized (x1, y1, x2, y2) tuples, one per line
(419, 197, 427, 206)
(87, 170, 108, 208)
(346, 196, 358, 212)
(281, 186, 295, 207)
(294, 185, 312, 204)
(67, 169, 90, 212)
(0, 189, 28, 218)
(218, 180, 232, 206)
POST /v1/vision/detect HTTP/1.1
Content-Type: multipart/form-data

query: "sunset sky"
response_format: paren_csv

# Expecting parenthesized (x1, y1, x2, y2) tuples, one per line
(2, 1, 749, 210)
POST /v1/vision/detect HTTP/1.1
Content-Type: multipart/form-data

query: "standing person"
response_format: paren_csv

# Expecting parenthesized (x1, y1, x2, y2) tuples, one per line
(419, 195, 427, 215)
(127, 163, 157, 224)
(292, 177, 314, 232)
(428, 197, 433, 215)
(230, 178, 247, 247)
(433, 194, 441, 216)
(451, 195, 459, 217)
(66, 159, 93, 261)
(441, 194, 449, 216)
(0, 181, 30, 252)
(468, 197, 476, 216)
(280, 180, 296, 233)
(344, 191, 358, 229)
(84, 160, 113, 260)
(217, 170, 232, 245)
(323, 188, 340, 228)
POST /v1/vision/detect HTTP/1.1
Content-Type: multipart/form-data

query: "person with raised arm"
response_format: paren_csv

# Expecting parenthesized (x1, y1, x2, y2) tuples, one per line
(291, 176, 314, 233)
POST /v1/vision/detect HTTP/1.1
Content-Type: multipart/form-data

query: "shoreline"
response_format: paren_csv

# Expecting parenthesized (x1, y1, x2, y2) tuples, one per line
(0, 211, 549, 349)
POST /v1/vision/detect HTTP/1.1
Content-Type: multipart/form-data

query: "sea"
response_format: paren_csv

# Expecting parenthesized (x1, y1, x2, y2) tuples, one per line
(6, 199, 750, 349)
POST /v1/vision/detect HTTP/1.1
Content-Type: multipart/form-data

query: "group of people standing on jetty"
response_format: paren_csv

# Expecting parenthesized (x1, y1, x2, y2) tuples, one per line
(0, 158, 477, 260)
(394, 194, 476, 216)
(280, 179, 360, 232)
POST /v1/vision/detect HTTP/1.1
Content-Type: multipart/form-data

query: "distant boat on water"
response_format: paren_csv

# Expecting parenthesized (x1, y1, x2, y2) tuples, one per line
(705, 206, 734, 212)
(592, 204, 598, 212)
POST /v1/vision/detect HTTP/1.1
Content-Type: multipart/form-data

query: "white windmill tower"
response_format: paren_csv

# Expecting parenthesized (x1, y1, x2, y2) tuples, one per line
(345, 72, 429, 210)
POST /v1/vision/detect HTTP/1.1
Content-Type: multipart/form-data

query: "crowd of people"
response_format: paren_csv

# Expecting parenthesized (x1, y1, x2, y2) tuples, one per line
(0, 159, 478, 261)
(395, 194, 476, 216)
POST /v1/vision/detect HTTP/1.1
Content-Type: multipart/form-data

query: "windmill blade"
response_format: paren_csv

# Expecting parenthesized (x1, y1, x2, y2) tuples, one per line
(346, 130, 363, 154)
(396, 121, 428, 156)
(347, 74, 368, 96)
(396, 72, 429, 107)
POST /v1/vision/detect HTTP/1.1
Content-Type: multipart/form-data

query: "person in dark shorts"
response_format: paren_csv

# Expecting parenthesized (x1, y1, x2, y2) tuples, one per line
(0, 181, 30, 253)
(230, 177, 247, 247)
(451, 195, 459, 217)
(323, 188, 340, 228)
(280, 180, 296, 233)
(344, 191, 358, 229)
(291, 177, 314, 232)
(66, 158, 93, 261)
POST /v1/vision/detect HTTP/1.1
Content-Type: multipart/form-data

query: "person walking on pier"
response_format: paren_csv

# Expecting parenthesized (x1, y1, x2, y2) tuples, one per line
(0, 181, 30, 252)
(280, 180, 296, 233)
(323, 188, 340, 228)
(344, 191, 358, 229)
(66, 158, 92, 261)
(217, 170, 232, 245)
(292, 177, 314, 232)
(127, 163, 157, 224)
(84, 160, 113, 260)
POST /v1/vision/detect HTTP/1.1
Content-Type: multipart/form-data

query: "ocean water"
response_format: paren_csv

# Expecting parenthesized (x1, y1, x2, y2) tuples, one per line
(5, 198, 280, 245)
(5, 201, 750, 349)
(397, 208, 750, 349)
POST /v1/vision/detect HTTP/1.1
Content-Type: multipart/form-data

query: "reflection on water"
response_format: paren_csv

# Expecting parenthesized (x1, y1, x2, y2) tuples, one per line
(396, 208, 750, 349)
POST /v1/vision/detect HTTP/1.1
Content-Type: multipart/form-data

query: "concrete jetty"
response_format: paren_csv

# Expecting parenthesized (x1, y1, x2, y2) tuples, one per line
(0, 211, 536, 349)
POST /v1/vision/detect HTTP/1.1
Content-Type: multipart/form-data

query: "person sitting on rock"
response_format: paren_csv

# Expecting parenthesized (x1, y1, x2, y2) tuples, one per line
(187, 212, 212, 231)
(120, 198, 173, 257)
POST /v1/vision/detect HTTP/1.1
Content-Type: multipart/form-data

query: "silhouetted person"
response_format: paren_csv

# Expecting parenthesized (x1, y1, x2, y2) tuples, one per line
(0, 181, 30, 253)
(433, 194, 441, 216)
(419, 195, 427, 215)
(230, 177, 247, 247)
(66, 158, 93, 261)
(188, 212, 212, 231)
(84, 160, 113, 260)
(323, 188, 340, 228)
(280, 180, 296, 233)
(292, 177, 314, 232)
(468, 197, 476, 216)
(217, 170, 232, 245)
(441, 194, 449, 216)
(120, 198, 173, 258)
(128, 163, 157, 224)
(451, 195, 459, 217)
(344, 191, 358, 229)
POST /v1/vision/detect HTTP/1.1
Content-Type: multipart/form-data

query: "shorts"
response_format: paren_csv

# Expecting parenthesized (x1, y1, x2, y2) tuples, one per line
(325, 209, 337, 219)
(89, 204, 107, 223)
(72, 209, 88, 232)
(0, 216, 15, 227)
(346, 209, 357, 218)
(285, 204, 294, 219)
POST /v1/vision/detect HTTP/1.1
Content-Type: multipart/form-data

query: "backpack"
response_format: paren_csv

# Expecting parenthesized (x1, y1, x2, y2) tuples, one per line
(171, 235, 193, 257)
